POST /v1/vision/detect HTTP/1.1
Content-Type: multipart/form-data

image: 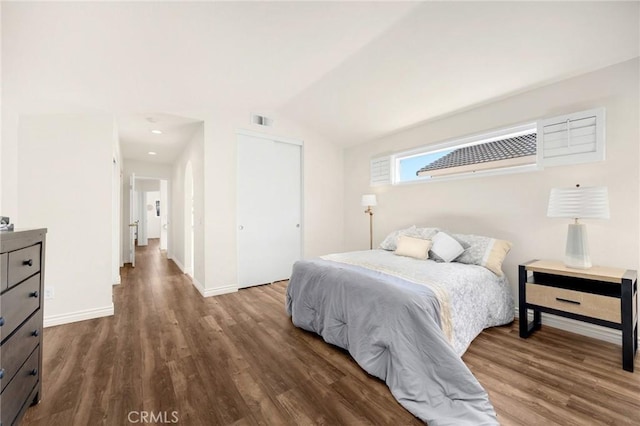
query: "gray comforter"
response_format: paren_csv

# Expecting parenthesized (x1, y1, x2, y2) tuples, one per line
(286, 259, 499, 425)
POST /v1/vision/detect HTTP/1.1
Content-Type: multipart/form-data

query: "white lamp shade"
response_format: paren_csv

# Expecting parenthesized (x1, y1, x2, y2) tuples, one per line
(361, 194, 377, 207)
(547, 186, 609, 219)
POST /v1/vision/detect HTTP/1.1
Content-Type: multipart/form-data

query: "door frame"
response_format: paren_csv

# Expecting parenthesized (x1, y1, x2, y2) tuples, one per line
(235, 129, 305, 287)
(184, 161, 195, 278)
(127, 175, 171, 265)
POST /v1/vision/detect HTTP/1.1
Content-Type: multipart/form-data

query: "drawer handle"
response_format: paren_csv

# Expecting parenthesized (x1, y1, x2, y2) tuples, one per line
(32, 329, 39, 337)
(23, 259, 34, 267)
(30, 368, 38, 376)
(0, 368, 4, 379)
(0, 317, 4, 326)
(556, 297, 581, 305)
(30, 290, 39, 298)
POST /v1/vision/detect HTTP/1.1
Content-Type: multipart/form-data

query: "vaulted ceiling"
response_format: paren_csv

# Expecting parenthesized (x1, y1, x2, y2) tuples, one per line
(3, 1, 639, 158)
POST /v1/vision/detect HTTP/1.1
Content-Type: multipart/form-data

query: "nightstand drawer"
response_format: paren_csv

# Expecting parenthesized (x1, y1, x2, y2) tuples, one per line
(526, 283, 620, 323)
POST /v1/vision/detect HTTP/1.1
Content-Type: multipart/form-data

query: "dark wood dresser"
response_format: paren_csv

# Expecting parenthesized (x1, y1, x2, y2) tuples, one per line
(1, 228, 47, 426)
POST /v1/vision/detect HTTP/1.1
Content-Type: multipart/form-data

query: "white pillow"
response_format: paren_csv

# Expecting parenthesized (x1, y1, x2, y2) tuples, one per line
(394, 235, 433, 260)
(431, 232, 465, 262)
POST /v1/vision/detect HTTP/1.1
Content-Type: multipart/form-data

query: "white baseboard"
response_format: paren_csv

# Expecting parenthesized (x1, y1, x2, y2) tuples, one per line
(191, 276, 205, 296)
(171, 257, 186, 273)
(113, 275, 121, 285)
(44, 304, 114, 328)
(170, 258, 237, 297)
(514, 307, 631, 346)
(191, 277, 237, 298)
(202, 284, 237, 298)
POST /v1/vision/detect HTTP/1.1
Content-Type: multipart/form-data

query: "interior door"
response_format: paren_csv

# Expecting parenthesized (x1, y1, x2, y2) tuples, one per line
(270, 141, 302, 281)
(129, 173, 136, 267)
(237, 133, 302, 288)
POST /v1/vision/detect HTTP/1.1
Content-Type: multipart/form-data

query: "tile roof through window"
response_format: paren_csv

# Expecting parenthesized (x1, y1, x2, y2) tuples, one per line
(416, 132, 537, 175)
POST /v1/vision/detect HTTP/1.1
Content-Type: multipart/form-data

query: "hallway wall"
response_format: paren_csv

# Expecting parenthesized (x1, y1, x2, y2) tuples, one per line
(171, 123, 205, 291)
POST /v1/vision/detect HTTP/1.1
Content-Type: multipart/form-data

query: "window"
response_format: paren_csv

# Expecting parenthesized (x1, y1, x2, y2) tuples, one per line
(369, 108, 606, 187)
(393, 124, 538, 184)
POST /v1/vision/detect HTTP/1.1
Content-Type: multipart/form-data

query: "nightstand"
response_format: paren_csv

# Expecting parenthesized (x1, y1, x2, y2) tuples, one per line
(519, 259, 638, 372)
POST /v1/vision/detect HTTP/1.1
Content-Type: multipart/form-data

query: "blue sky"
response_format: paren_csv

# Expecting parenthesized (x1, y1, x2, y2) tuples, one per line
(398, 150, 452, 182)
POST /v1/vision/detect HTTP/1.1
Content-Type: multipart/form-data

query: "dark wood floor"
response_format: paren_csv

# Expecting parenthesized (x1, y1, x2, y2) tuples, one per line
(22, 240, 639, 425)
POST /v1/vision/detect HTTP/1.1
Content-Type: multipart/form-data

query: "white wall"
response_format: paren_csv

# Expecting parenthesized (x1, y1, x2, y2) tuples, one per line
(146, 191, 161, 239)
(136, 178, 161, 192)
(18, 114, 114, 325)
(343, 59, 639, 296)
(112, 123, 123, 283)
(171, 123, 205, 288)
(124, 160, 172, 179)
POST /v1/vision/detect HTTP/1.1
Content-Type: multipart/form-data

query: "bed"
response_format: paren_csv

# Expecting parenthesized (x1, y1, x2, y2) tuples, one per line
(286, 247, 514, 426)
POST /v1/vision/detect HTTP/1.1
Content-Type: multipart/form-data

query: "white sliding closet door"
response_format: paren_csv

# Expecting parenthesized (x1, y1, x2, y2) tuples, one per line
(237, 133, 302, 288)
(270, 141, 301, 281)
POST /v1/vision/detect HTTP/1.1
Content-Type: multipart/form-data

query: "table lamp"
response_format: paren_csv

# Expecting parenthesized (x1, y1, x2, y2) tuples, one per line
(547, 184, 609, 269)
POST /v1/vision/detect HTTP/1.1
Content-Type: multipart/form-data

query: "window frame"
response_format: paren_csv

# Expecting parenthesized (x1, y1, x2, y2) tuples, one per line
(391, 122, 539, 185)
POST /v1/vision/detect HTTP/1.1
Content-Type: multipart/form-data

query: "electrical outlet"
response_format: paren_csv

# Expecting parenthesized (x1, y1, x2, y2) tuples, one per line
(44, 287, 55, 299)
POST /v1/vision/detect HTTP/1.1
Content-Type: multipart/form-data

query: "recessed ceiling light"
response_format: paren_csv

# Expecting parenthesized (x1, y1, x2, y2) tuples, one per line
(148, 151, 157, 155)
(151, 129, 162, 134)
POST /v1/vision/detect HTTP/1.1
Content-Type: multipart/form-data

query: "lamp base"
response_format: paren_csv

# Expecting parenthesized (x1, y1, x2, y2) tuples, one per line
(564, 223, 591, 269)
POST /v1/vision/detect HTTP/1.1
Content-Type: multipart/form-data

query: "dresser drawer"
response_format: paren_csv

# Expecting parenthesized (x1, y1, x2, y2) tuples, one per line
(527, 282, 620, 323)
(1, 274, 41, 342)
(0, 347, 39, 426)
(1, 253, 7, 291)
(7, 244, 41, 289)
(1, 311, 41, 392)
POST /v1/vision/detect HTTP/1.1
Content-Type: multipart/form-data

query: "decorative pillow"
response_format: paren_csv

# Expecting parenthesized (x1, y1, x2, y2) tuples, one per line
(430, 231, 465, 262)
(413, 227, 439, 240)
(379, 225, 417, 251)
(453, 233, 512, 276)
(394, 235, 433, 260)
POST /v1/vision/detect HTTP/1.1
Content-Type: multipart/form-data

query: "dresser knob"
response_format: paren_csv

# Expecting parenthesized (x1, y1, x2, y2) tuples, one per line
(0, 317, 4, 326)
(30, 291, 39, 298)
(23, 259, 33, 267)
(30, 369, 38, 376)
(32, 329, 39, 337)
(0, 368, 4, 379)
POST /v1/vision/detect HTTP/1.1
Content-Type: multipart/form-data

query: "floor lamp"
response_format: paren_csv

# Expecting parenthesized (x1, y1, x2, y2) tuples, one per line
(547, 185, 609, 269)
(361, 194, 377, 250)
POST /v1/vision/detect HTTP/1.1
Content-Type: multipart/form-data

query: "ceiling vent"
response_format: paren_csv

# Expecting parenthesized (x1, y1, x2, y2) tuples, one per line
(251, 114, 273, 127)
